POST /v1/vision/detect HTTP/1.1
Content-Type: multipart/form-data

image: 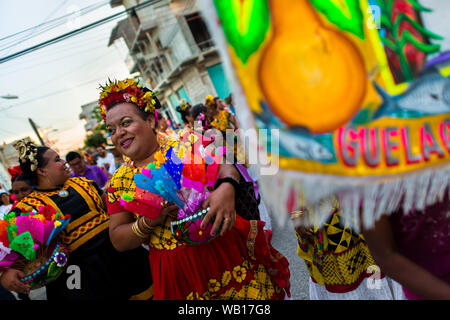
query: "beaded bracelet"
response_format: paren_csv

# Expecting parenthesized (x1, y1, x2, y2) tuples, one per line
(170, 207, 210, 231)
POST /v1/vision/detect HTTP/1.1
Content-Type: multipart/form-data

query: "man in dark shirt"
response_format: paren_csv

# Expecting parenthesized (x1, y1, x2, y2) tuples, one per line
(66, 151, 110, 190)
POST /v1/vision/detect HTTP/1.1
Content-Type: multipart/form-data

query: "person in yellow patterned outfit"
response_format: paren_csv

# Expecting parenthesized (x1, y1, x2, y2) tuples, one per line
(102, 78, 290, 300)
(0, 140, 152, 300)
(205, 95, 237, 131)
(292, 196, 404, 299)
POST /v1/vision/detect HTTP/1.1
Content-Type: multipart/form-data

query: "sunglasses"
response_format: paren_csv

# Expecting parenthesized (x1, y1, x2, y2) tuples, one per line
(12, 187, 31, 194)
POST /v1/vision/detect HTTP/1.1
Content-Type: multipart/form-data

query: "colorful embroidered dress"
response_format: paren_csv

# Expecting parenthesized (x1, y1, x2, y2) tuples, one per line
(107, 142, 290, 300)
(211, 110, 232, 131)
(296, 198, 381, 293)
(10, 177, 152, 300)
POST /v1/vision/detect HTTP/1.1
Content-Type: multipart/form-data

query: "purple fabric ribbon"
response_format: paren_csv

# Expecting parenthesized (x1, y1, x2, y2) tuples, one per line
(235, 163, 259, 199)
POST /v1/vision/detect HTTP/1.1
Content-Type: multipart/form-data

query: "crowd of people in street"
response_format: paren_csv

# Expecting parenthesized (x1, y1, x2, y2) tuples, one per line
(0, 79, 448, 301)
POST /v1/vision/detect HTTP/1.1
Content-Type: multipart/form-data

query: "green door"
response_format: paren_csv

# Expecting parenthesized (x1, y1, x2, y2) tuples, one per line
(207, 63, 230, 100)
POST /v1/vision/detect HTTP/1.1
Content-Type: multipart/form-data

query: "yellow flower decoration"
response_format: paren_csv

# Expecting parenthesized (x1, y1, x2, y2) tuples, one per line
(205, 95, 214, 107)
(9, 217, 17, 227)
(232, 265, 247, 283)
(32, 214, 47, 224)
(154, 150, 166, 168)
(177, 145, 187, 160)
(208, 279, 221, 293)
(187, 133, 198, 144)
(167, 136, 179, 148)
(162, 239, 177, 250)
(221, 271, 232, 286)
(186, 292, 205, 300)
(242, 260, 252, 270)
(143, 91, 153, 100)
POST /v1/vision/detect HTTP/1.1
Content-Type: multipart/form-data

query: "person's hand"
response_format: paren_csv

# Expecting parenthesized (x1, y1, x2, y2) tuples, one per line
(200, 183, 236, 237)
(142, 203, 179, 231)
(290, 209, 314, 237)
(0, 268, 30, 294)
(295, 225, 315, 237)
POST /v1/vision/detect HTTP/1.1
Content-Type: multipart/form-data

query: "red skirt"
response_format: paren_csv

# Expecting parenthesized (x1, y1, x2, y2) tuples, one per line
(149, 216, 291, 300)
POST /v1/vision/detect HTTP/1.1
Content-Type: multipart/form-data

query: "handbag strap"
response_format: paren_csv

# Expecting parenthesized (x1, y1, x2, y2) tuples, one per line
(235, 163, 259, 199)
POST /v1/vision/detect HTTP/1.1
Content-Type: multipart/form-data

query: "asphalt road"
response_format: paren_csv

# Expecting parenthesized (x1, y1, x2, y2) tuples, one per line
(264, 206, 310, 300)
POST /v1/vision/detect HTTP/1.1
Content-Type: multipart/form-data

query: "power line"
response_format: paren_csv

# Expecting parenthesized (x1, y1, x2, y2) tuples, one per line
(0, 25, 114, 71)
(1, 3, 200, 69)
(0, 0, 162, 64)
(17, 53, 110, 97)
(0, 76, 110, 112)
(0, 0, 70, 55)
(0, 2, 111, 54)
(0, 0, 109, 43)
(0, 36, 110, 76)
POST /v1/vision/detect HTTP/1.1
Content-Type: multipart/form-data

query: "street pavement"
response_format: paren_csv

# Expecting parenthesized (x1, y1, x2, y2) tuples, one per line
(266, 208, 310, 300)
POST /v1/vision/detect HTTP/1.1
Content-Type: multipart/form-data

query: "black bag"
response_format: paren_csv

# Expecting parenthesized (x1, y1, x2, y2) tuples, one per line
(234, 163, 261, 220)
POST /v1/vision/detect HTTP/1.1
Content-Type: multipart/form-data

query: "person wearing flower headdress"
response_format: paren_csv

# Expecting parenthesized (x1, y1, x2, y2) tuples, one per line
(205, 95, 238, 131)
(102, 78, 290, 300)
(176, 100, 194, 128)
(155, 114, 177, 147)
(0, 139, 152, 300)
(8, 165, 33, 206)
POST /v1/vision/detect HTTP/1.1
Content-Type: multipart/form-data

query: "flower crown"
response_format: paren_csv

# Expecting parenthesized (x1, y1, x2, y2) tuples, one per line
(205, 95, 215, 108)
(179, 99, 191, 111)
(98, 78, 159, 122)
(14, 139, 38, 172)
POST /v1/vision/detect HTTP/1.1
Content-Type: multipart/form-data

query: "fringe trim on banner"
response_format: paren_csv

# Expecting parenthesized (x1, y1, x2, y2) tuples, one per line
(197, 0, 450, 232)
(258, 164, 450, 233)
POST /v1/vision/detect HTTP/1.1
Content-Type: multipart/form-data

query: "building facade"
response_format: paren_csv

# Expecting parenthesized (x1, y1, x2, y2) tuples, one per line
(79, 101, 99, 133)
(108, 0, 231, 124)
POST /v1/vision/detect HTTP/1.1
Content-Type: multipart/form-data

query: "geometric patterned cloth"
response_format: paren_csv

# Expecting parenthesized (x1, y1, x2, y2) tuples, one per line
(12, 177, 109, 252)
(296, 198, 381, 293)
(210, 110, 232, 131)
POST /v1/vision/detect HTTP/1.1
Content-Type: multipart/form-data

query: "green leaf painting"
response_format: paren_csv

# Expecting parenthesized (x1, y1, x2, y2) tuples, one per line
(310, 0, 365, 39)
(376, 0, 442, 82)
(213, 0, 270, 64)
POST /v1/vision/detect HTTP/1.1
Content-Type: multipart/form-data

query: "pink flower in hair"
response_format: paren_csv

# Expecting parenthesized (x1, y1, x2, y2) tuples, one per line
(123, 93, 131, 102)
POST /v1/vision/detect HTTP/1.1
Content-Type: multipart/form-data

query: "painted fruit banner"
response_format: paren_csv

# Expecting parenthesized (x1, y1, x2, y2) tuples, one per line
(200, 0, 450, 229)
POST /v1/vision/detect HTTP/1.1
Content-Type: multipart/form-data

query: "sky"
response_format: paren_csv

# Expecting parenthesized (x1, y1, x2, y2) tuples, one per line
(0, 0, 131, 156)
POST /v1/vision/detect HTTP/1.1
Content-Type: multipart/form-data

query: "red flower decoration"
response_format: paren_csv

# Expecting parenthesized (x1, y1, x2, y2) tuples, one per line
(8, 165, 22, 181)
(173, 229, 183, 240)
(38, 205, 57, 220)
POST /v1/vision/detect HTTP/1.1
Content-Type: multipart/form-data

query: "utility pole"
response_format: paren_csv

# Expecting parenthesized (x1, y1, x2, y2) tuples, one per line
(28, 118, 45, 145)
